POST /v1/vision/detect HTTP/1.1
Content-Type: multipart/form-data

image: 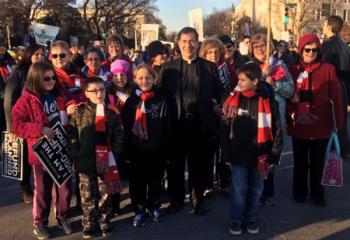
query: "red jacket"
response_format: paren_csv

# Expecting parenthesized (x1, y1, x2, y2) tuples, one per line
(287, 62, 343, 140)
(11, 90, 67, 165)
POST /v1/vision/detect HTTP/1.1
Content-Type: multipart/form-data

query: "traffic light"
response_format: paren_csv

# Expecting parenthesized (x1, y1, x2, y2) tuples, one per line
(284, 7, 289, 24)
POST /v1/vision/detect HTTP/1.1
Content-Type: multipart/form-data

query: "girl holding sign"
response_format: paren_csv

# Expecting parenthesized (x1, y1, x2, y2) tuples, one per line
(11, 61, 72, 240)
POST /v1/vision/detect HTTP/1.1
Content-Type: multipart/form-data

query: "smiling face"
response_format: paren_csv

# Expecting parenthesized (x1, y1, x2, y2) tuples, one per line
(31, 48, 45, 64)
(108, 42, 122, 59)
(238, 72, 258, 91)
(252, 39, 267, 62)
(178, 32, 199, 60)
(152, 53, 167, 66)
(134, 67, 155, 92)
(85, 52, 101, 73)
(85, 82, 106, 104)
(302, 42, 318, 64)
(205, 47, 221, 64)
(50, 47, 71, 69)
(41, 70, 57, 92)
(113, 73, 128, 89)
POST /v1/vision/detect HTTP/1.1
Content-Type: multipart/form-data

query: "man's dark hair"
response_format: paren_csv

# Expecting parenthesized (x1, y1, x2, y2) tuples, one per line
(327, 15, 344, 35)
(218, 34, 234, 46)
(243, 35, 251, 40)
(238, 62, 261, 81)
(84, 46, 104, 61)
(85, 77, 104, 88)
(177, 27, 199, 41)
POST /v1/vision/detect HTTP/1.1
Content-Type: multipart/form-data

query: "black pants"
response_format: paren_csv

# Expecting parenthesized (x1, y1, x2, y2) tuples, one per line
(167, 122, 212, 208)
(19, 141, 32, 188)
(292, 137, 328, 200)
(129, 149, 163, 214)
(262, 170, 274, 198)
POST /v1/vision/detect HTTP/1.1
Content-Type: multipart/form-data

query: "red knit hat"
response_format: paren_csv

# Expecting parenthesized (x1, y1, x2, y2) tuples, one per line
(298, 34, 321, 54)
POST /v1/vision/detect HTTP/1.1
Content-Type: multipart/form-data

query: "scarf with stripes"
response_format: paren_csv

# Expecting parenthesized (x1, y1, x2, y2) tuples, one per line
(223, 90, 273, 179)
(132, 89, 154, 140)
(95, 101, 122, 194)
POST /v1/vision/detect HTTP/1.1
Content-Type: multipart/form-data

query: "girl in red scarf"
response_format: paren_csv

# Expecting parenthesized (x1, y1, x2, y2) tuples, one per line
(122, 64, 168, 228)
(287, 34, 343, 206)
(11, 61, 72, 240)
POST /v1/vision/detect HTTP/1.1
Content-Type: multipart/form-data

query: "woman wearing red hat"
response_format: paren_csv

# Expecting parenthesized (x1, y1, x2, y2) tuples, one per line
(287, 34, 343, 206)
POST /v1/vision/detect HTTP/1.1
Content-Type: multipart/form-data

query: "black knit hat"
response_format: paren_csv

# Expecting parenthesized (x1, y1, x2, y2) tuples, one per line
(218, 34, 234, 46)
(146, 40, 166, 58)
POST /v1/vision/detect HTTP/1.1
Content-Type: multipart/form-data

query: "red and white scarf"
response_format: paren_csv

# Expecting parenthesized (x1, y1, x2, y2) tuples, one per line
(116, 91, 130, 111)
(292, 62, 321, 125)
(223, 90, 273, 179)
(95, 103, 122, 194)
(132, 89, 154, 140)
(56, 96, 69, 127)
(55, 67, 84, 88)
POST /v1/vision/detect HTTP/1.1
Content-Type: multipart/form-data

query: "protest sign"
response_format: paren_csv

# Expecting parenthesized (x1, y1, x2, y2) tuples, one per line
(218, 62, 233, 93)
(2, 132, 23, 180)
(141, 24, 159, 50)
(31, 22, 60, 46)
(32, 122, 73, 187)
(188, 8, 204, 41)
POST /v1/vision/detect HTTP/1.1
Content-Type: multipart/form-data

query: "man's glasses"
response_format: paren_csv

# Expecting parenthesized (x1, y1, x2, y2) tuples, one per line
(51, 53, 67, 59)
(85, 88, 105, 94)
(43, 76, 57, 82)
(303, 48, 318, 53)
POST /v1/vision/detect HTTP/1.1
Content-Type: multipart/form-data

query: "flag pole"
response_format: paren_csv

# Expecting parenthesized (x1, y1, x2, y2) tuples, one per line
(266, 0, 272, 62)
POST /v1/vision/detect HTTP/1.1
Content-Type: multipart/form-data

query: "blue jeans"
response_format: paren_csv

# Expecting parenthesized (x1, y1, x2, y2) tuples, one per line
(230, 165, 263, 224)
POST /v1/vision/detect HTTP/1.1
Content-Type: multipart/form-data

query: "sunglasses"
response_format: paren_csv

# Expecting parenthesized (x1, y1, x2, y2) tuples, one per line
(303, 48, 318, 53)
(279, 44, 287, 48)
(85, 88, 105, 94)
(51, 53, 67, 59)
(43, 76, 57, 82)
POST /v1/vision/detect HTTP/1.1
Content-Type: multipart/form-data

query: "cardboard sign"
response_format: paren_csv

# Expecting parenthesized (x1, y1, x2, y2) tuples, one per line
(32, 122, 73, 187)
(140, 24, 159, 50)
(188, 8, 204, 41)
(2, 132, 24, 180)
(218, 62, 232, 93)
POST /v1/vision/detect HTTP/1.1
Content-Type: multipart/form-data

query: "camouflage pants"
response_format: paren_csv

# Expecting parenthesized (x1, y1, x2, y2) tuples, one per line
(79, 173, 112, 231)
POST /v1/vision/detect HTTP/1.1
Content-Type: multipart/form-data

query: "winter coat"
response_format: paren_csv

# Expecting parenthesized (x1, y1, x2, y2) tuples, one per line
(0, 52, 15, 99)
(81, 65, 113, 82)
(67, 101, 124, 175)
(159, 57, 222, 138)
(4, 66, 27, 131)
(11, 90, 68, 165)
(287, 61, 343, 140)
(220, 85, 283, 166)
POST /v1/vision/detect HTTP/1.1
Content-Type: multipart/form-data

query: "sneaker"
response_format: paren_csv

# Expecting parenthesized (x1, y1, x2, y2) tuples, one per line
(229, 222, 242, 236)
(133, 212, 146, 227)
(33, 226, 50, 240)
(149, 208, 162, 222)
(203, 188, 214, 198)
(102, 227, 113, 238)
(246, 222, 259, 234)
(82, 228, 94, 239)
(58, 220, 72, 235)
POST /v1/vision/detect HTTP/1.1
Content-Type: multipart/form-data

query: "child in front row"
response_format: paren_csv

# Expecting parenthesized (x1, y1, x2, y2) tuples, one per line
(67, 77, 124, 239)
(122, 64, 169, 227)
(220, 63, 283, 236)
(11, 61, 72, 240)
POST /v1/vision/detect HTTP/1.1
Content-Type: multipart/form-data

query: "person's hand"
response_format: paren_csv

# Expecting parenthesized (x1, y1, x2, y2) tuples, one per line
(266, 76, 276, 88)
(41, 127, 55, 139)
(261, 63, 271, 75)
(67, 105, 78, 116)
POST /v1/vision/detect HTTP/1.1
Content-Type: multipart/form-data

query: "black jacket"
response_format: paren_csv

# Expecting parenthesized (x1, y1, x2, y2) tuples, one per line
(67, 101, 124, 175)
(4, 66, 27, 131)
(159, 57, 222, 137)
(220, 88, 283, 166)
(122, 90, 170, 154)
(322, 35, 350, 82)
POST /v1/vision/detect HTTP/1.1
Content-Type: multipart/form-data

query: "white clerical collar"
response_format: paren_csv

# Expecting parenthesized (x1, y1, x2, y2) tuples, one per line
(182, 56, 197, 64)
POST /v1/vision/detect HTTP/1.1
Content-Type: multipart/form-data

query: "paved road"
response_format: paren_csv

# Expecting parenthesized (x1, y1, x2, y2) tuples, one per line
(1, 135, 350, 240)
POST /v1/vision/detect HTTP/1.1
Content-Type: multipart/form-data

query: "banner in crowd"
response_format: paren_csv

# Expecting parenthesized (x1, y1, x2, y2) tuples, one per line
(188, 8, 204, 41)
(280, 31, 290, 42)
(218, 62, 232, 93)
(32, 122, 73, 187)
(1, 132, 24, 180)
(31, 22, 60, 46)
(141, 24, 159, 49)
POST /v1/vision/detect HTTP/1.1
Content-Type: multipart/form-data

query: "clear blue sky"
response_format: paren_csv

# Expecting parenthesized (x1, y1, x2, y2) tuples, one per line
(156, 0, 242, 33)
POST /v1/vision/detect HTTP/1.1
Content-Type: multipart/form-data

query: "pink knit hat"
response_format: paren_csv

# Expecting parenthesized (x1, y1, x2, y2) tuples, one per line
(110, 59, 130, 75)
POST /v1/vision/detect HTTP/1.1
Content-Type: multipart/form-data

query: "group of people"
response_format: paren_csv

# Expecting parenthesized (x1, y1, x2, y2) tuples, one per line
(0, 14, 349, 240)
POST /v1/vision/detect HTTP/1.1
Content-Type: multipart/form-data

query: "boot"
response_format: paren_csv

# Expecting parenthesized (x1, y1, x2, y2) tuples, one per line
(22, 184, 33, 204)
